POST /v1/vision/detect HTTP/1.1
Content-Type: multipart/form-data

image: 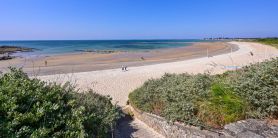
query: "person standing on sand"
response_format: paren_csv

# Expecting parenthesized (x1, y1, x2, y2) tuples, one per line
(121, 65, 124, 71)
(250, 51, 254, 56)
(45, 60, 48, 67)
(121, 65, 128, 71)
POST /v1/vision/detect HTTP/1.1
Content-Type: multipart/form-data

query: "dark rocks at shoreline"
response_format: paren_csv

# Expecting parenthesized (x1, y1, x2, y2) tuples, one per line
(0, 45, 34, 60)
(0, 55, 14, 60)
(0, 45, 34, 54)
(75, 49, 123, 54)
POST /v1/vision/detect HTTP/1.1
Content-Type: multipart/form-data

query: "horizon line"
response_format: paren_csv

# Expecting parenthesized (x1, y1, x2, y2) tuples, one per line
(0, 37, 277, 41)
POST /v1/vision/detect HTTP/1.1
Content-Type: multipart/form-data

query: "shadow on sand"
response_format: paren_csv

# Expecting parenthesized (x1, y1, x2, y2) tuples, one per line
(115, 115, 138, 138)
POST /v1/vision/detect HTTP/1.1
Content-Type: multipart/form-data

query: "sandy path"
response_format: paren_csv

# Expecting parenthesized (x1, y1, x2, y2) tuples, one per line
(38, 42, 278, 107)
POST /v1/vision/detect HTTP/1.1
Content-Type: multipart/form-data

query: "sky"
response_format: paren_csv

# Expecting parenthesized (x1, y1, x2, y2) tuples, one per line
(0, 0, 278, 40)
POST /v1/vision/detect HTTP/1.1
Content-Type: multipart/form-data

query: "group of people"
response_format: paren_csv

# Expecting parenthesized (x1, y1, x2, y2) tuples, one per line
(121, 65, 128, 71)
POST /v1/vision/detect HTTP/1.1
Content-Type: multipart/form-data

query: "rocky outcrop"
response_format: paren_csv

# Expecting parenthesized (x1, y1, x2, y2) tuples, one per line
(0, 45, 34, 60)
(0, 45, 33, 54)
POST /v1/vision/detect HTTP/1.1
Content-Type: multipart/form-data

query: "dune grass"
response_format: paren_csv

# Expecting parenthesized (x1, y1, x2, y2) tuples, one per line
(197, 83, 247, 128)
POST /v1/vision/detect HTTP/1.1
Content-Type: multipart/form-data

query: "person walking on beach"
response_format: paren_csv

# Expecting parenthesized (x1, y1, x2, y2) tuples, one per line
(250, 51, 254, 56)
(44, 60, 48, 67)
(121, 65, 128, 71)
(121, 65, 124, 71)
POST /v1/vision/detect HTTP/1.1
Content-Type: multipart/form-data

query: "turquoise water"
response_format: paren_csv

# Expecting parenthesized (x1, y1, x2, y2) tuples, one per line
(0, 40, 211, 57)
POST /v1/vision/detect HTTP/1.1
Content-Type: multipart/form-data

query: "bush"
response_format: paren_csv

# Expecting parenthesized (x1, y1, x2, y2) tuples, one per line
(129, 73, 212, 125)
(0, 68, 120, 137)
(74, 91, 120, 137)
(226, 58, 278, 118)
(198, 83, 247, 128)
(129, 58, 278, 128)
(256, 38, 278, 48)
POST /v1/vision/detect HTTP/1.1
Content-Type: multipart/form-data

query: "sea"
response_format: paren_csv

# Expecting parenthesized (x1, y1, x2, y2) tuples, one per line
(0, 39, 212, 57)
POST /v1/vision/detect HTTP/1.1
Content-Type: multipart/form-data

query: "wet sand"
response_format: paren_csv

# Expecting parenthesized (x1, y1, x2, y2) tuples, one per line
(0, 42, 235, 75)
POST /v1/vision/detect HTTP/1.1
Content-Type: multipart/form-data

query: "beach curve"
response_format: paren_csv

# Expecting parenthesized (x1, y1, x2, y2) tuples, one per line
(38, 42, 278, 107)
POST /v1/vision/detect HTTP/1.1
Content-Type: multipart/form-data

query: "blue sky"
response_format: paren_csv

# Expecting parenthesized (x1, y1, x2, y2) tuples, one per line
(0, 0, 277, 40)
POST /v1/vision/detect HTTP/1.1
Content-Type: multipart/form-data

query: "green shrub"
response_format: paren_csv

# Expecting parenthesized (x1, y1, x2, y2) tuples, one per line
(198, 83, 247, 127)
(256, 38, 278, 48)
(226, 59, 278, 118)
(74, 91, 120, 137)
(0, 68, 119, 137)
(129, 58, 278, 128)
(129, 73, 212, 124)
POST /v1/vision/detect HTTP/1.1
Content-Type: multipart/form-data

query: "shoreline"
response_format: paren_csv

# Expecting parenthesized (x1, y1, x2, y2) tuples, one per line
(0, 42, 236, 75)
(38, 42, 278, 106)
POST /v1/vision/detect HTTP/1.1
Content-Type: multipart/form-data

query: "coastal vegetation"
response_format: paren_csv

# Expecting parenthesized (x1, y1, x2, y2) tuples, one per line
(129, 58, 278, 128)
(255, 38, 278, 48)
(0, 68, 120, 137)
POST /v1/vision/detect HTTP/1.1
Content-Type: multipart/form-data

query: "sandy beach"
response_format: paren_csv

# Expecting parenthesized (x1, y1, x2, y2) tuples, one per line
(37, 42, 278, 106)
(0, 42, 234, 75)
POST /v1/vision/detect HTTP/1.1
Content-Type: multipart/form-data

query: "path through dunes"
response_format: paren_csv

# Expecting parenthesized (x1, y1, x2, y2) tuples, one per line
(115, 116, 164, 138)
(38, 42, 278, 137)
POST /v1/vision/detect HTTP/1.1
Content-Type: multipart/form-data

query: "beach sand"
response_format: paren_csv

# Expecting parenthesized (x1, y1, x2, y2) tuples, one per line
(0, 42, 235, 75)
(37, 42, 278, 106)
